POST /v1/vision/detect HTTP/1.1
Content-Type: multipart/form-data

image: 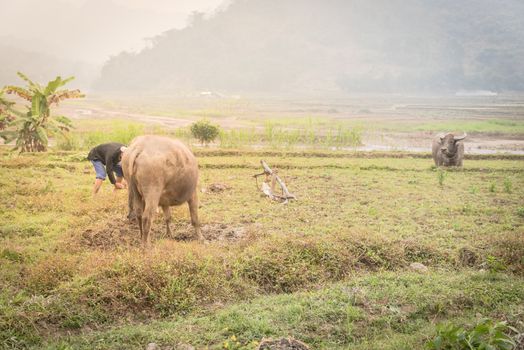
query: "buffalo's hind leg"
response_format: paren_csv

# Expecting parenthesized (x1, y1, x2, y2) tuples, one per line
(127, 187, 136, 221)
(141, 191, 161, 248)
(132, 190, 145, 243)
(141, 205, 154, 248)
(138, 216, 143, 241)
(135, 202, 144, 242)
(188, 192, 203, 242)
(162, 205, 172, 237)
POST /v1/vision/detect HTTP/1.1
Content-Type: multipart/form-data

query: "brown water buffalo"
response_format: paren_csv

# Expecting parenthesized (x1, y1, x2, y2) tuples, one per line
(122, 135, 202, 246)
(432, 132, 467, 167)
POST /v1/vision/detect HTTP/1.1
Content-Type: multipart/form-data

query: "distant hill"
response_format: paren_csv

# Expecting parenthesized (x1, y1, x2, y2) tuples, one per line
(0, 43, 98, 90)
(95, 0, 524, 95)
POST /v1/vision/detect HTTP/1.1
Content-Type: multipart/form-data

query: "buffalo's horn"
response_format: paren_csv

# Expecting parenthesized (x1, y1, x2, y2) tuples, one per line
(453, 133, 467, 141)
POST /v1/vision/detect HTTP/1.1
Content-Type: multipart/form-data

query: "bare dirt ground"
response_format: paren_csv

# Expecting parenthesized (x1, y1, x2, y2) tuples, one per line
(63, 105, 246, 129)
(77, 218, 249, 250)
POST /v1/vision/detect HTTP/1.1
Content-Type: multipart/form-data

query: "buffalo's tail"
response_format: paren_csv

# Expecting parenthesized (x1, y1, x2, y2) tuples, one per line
(126, 149, 142, 219)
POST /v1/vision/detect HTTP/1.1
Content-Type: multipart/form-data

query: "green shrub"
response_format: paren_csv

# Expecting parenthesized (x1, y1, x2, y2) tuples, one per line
(486, 255, 507, 273)
(426, 318, 517, 350)
(190, 119, 220, 146)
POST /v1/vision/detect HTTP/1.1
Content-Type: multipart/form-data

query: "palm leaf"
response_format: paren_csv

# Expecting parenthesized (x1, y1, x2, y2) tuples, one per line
(31, 93, 42, 117)
(11, 115, 33, 125)
(61, 76, 75, 86)
(0, 90, 15, 109)
(44, 76, 65, 95)
(36, 126, 48, 146)
(48, 117, 73, 132)
(5, 86, 32, 101)
(11, 119, 28, 126)
(45, 119, 61, 133)
(53, 115, 74, 127)
(49, 89, 84, 105)
(0, 130, 18, 142)
(9, 109, 28, 118)
(17, 72, 41, 91)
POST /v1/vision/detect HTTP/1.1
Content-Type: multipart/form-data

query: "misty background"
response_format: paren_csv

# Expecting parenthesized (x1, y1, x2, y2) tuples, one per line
(1, 0, 524, 95)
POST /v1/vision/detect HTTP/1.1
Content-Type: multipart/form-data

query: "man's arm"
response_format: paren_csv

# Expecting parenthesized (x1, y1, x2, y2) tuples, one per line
(105, 153, 117, 185)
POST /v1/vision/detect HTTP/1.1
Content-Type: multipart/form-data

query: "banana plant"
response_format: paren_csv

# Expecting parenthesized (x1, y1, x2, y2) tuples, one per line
(0, 72, 84, 152)
(0, 89, 16, 130)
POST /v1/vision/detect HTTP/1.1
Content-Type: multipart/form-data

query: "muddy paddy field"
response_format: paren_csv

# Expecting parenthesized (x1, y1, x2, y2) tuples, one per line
(58, 95, 524, 154)
(1, 96, 523, 349)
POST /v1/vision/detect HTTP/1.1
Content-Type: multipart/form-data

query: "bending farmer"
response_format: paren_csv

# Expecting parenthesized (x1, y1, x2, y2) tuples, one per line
(88, 142, 127, 194)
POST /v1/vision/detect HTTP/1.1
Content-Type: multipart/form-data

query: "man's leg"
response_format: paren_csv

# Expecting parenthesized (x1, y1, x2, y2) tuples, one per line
(93, 178, 104, 194)
(91, 160, 106, 195)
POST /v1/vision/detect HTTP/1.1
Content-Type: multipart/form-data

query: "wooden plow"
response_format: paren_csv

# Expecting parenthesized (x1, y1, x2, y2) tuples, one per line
(253, 160, 297, 204)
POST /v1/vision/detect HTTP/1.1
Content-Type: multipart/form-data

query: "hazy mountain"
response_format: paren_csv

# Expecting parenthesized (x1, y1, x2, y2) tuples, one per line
(93, 0, 524, 95)
(0, 43, 99, 90)
(0, 0, 220, 64)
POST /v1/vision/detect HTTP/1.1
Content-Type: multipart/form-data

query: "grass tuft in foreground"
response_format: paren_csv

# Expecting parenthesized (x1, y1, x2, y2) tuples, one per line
(42, 271, 524, 350)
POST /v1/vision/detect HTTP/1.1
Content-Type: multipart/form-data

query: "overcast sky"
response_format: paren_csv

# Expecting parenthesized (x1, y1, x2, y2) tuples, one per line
(0, 0, 226, 64)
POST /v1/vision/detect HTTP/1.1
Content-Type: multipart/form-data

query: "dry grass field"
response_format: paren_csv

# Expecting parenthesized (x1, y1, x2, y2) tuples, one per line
(1, 141, 523, 349)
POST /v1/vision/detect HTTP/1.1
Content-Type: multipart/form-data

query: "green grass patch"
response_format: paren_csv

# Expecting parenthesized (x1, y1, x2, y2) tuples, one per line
(0, 148, 523, 349)
(40, 272, 524, 350)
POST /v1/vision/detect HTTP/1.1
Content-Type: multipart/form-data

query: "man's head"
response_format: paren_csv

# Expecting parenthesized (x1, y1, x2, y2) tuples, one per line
(119, 146, 127, 161)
